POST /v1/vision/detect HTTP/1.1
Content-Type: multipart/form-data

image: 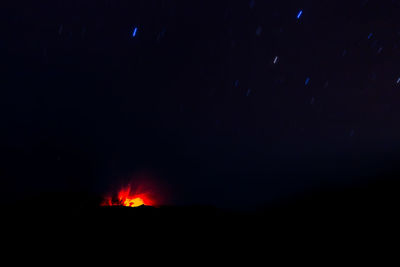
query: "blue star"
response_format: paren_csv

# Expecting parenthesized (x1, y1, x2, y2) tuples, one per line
(132, 27, 138, 37)
(297, 10, 303, 19)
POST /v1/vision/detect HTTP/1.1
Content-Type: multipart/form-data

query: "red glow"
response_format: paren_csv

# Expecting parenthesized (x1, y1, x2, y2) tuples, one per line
(101, 184, 155, 207)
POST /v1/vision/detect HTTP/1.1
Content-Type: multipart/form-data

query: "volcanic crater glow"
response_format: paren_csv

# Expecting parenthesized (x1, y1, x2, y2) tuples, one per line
(101, 185, 155, 207)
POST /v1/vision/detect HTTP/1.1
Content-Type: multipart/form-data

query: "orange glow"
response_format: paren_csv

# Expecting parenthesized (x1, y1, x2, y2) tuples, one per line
(101, 184, 155, 207)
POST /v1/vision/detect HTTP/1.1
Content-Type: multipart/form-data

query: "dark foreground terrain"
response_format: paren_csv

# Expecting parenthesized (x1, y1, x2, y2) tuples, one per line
(3, 177, 400, 257)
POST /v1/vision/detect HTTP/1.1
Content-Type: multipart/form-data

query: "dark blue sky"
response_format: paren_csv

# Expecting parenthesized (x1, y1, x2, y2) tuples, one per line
(2, 0, 400, 208)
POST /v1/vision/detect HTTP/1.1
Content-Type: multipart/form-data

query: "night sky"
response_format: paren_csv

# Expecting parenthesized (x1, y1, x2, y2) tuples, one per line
(2, 0, 400, 209)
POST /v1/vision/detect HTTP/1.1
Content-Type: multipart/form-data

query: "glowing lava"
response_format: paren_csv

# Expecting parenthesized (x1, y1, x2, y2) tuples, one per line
(101, 185, 155, 207)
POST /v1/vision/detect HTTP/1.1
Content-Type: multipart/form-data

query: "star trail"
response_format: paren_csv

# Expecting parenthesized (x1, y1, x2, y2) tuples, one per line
(2, 0, 400, 209)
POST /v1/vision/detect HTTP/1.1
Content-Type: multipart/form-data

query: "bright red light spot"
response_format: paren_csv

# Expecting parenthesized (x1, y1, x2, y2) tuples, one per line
(101, 184, 155, 207)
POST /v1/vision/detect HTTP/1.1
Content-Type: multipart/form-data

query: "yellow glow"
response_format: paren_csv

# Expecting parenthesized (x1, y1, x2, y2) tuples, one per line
(123, 197, 144, 207)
